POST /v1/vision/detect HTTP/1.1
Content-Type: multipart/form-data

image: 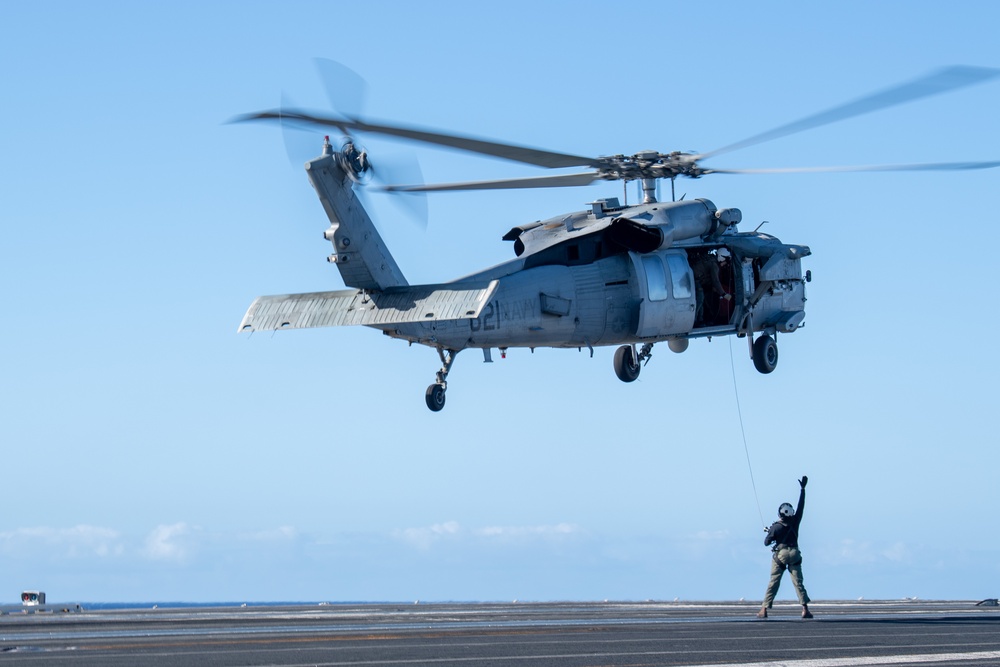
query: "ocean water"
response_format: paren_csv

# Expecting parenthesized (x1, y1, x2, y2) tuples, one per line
(77, 601, 348, 611)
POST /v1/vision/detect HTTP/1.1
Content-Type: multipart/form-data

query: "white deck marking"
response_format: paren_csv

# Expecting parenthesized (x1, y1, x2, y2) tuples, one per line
(675, 652, 1000, 667)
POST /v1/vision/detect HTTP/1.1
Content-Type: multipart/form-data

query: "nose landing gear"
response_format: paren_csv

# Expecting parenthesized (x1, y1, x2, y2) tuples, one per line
(425, 348, 458, 412)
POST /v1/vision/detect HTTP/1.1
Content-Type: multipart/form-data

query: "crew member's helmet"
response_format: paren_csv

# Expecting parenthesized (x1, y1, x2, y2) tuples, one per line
(717, 248, 731, 262)
(778, 502, 795, 518)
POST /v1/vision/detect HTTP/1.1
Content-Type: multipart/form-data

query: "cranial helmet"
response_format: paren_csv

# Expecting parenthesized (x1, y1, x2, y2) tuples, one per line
(717, 248, 731, 262)
(778, 502, 795, 518)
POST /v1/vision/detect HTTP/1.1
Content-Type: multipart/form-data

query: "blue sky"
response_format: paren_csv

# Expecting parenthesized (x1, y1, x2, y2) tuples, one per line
(2, 1, 999, 603)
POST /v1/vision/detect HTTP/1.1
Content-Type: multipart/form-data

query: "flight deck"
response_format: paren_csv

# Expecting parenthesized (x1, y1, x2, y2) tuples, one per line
(1, 599, 998, 666)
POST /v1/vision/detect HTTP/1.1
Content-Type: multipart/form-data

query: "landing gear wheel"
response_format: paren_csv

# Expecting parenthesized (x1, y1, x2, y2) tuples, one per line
(425, 383, 446, 411)
(613, 345, 641, 383)
(424, 348, 458, 412)
(752, 334, 779, 374)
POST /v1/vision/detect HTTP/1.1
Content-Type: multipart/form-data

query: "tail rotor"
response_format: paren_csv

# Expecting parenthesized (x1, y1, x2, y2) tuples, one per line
(265, 63, 427, 227)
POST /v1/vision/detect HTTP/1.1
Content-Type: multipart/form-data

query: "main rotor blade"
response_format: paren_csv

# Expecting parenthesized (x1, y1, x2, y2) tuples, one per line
(236, 109, 600, 170)
(706, 160, 1000, 175)
(381, 171, 602, 193)
(698, 66, 1000, 162)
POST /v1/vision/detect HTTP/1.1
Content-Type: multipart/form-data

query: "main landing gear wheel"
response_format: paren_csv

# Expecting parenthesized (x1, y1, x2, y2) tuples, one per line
(425, 383, 446, 411)
(425, 348, 458, 412)
(613, 345, 641, 382)
(752, 334, 779, 374)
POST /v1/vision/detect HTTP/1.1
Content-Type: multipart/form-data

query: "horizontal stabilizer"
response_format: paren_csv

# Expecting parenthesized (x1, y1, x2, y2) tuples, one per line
(239, 280, 499, 332)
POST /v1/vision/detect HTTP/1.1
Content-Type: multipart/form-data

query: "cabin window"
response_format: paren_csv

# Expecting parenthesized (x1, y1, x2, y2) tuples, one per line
(641, 255, 668, 301)
(665, 254, 693, 299)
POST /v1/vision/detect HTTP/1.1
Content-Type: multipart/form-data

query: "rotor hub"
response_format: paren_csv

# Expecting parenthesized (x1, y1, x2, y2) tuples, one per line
(594, 151, 705, 182)
(339, 141, 371, 183)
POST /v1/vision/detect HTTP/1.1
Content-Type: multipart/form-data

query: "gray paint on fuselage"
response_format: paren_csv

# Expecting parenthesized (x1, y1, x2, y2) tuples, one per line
(382, 255, 639, 350)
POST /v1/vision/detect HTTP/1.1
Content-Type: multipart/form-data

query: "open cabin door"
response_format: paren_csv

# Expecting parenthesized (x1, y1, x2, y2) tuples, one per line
(630, 250, 696, 338)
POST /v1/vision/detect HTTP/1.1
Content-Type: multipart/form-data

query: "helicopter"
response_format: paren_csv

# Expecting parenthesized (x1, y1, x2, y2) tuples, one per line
(235, 64, 1000, 411)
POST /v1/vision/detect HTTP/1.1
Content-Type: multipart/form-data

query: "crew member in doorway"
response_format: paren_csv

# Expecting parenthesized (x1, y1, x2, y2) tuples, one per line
(715, 248, 734, 323)
(692, 249, 731, 326)
(758, 476, 813, 619)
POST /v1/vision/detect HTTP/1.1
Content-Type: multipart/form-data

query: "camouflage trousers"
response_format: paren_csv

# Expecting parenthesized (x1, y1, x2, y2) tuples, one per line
(763, 546, 811, 607)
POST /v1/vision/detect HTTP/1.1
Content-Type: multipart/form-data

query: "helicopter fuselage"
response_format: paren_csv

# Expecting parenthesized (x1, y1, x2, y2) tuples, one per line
(236, 63, 1000, 410)
(380, 227, 808, 353)
(239, 142, 810, 409)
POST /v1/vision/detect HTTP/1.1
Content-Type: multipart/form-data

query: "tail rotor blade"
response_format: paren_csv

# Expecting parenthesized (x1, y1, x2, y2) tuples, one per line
(371, 153, 428, 228)
(313, 58, 368, 120)
(279, 91, 324, 167)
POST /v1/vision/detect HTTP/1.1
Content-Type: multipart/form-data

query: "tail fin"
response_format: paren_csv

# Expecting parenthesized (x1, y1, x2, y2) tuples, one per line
(307, 140, 407, 290)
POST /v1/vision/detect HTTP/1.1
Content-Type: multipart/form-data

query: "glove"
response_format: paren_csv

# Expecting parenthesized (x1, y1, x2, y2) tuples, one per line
(799, 476, 808, 488)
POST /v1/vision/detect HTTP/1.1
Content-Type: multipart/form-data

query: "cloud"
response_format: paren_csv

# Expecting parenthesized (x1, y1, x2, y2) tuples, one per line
(824, 538, 913, 565)
(0, 522, 304, 565)
(394, 521, 581, 550)
(242, 526, 298, 542)
(0, 525, 124, 559)
(692, 530, 731, 542)
(881, 541, 911, 563)
(830, 538, 876, 564)
(395, 521, 461, 550)
(475, 523, 579, 542)
(142, 523, 192, 562)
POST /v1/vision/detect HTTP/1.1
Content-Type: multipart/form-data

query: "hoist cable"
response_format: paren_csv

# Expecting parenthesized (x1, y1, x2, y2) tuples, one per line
(729, 337, 766, 530)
